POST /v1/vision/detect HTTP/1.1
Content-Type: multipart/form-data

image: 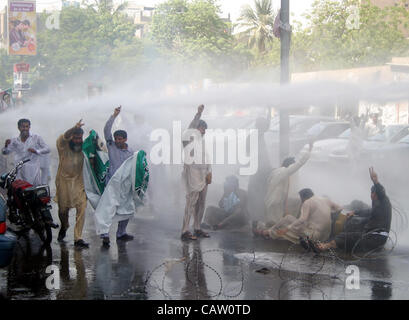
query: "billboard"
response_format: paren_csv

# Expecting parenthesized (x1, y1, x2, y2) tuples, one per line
(7, 1, 36, 55)
(0, 88, 13, 111)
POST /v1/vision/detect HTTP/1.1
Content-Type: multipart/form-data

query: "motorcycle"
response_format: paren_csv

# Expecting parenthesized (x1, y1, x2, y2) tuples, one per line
(0, 159, 58, 244)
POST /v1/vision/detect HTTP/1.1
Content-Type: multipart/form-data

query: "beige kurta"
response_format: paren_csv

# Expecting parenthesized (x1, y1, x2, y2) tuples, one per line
(55, 135, 86, 208)
(264, 151, 310, 225)
(269, 196, 341, 243)
(182, 129, 211, 194)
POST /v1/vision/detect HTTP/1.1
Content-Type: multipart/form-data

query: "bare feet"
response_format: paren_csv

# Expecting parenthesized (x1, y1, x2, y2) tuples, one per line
(316, 240, 336, 251)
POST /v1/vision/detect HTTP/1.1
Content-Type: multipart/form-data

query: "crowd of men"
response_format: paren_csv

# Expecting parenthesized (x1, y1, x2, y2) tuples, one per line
(1, 105, 392, 255)
(181, 105, 392, 256)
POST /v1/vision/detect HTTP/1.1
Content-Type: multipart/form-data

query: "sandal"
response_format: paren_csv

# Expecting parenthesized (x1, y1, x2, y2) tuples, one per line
(181, 231, 197, 241)
(194, 229, 210, 238)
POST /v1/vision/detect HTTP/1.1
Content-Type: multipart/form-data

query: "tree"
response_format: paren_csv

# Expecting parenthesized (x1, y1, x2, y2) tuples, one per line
(149, 0, 247, 80)
(0, 1, 144, 93)
(236, 0, 277, 55)
(291, 0, 409, 71)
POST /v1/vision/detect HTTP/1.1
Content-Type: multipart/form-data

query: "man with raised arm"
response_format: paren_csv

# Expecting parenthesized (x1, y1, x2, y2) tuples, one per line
(181, 104, 212, 241)
(316, 167, 392, 253)
(99, 106, 135, 247)
(55, 119, 89, 249)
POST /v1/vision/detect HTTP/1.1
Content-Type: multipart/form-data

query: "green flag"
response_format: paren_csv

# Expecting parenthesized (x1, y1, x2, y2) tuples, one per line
(82, 130, 109, 194)
(134, 150, 149, 199)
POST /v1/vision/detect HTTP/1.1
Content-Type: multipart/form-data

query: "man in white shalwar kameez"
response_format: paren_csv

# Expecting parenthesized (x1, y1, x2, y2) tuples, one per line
(263, 142, 313, 226)
(2, 119, 50, 186)
(181, 105, 212, 241)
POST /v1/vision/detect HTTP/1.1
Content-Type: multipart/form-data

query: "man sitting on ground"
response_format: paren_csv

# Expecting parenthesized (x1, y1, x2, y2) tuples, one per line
(254, 188, 342, 246)
(316, 167, 391, 254)
(202, 175, 249, 230)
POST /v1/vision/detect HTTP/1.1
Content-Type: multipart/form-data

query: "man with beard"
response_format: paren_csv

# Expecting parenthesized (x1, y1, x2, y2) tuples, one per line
(2, 118, 50, 186)
(55, 120, 89, 249)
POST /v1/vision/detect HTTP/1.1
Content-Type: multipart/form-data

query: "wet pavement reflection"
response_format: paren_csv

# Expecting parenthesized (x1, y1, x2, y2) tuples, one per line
(1, 201, 409, 300)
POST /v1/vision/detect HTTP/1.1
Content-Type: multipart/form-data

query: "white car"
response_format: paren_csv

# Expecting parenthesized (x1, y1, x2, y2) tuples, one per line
(329, 124, 409, 163)
(304, 128, 351, 163)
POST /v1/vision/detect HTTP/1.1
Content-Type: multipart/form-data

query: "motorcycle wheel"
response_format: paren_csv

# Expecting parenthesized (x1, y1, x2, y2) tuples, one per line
(34, 225, 52, 245)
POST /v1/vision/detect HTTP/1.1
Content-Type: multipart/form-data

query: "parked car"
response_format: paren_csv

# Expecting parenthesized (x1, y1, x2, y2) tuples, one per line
(303, 120, 349, 146)
(0, 193, 16, 268)
(370, 133, 409, 183)
(262, 115, 340, 165)
(303, 128, 351, 163)
(328, 124, 409, 164)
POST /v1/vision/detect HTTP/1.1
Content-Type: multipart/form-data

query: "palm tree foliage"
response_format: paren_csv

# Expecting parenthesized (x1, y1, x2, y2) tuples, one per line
(237, 0, 277, 54)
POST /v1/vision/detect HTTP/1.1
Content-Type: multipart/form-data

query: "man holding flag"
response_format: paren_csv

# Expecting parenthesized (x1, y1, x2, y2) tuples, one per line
(98, 106, 135, 247)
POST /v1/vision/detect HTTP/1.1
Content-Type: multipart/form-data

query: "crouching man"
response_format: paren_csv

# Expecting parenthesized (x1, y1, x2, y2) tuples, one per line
(317, 167, 391, 254)
(254, 188, 342, 247)
(203, 175, 249, 230)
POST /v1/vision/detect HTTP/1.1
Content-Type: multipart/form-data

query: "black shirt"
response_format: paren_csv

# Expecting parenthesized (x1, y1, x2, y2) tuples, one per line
(355, 183, 392, 233)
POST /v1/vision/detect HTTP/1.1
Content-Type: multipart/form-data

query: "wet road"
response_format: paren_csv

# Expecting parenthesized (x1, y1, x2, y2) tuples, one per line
(1, 204, 409, 300)
(1, 159, 409, 300)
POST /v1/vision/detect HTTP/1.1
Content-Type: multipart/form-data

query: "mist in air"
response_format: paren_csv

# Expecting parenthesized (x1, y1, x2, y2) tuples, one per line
(1, 64, 408, 246)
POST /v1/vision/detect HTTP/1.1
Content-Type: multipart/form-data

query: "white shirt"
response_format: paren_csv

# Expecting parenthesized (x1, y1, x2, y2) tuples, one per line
(2, 133, 50, 186)
(182, 129, 211, 193)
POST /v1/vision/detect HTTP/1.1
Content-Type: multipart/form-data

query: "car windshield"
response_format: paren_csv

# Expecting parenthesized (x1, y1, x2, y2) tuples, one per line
(390, 126, 409, 143)
(399, 134, 409, 144)
(338, 128, 351, 139)
(306, 123, 325, 136)
(368, 126, 405, 142)
(271, 117, 323, 133)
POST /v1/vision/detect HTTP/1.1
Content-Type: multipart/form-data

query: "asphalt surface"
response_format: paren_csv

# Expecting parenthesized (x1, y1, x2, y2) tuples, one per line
(1, 159, 409, 300)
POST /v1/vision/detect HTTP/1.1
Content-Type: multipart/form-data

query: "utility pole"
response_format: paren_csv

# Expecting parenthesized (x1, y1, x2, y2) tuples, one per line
(279, 0, 290, 163)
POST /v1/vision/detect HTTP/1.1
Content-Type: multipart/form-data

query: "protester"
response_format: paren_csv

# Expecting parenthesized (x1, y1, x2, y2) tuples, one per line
(365, 113, 383, 137)
(316, 167, 391, 254)
(181, 104, 212, 241)
(55, 120, 89, 249)
(247, 109, 272, 222)
(2, 119, 50, 186)
(347, 116, 364, 168)
(99, 106, 135, 247)
(263, 142, 313, 226)
(254, 189, 342, 246)
(203, 175, 249, 230)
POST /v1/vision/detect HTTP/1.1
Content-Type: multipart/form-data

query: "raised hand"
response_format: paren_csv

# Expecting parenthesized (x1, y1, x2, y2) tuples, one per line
(198, 104, 204, 114)
(206, 172, 212, 184)
(369, 167, 378, 184)
(4, 139, 11, 148)
(75, 119, 85, 129)
(114, 105, 122, 117)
